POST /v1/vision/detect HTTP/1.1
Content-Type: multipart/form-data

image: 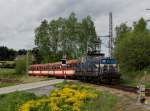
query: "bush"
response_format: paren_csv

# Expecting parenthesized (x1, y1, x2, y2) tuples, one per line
(15, 56, 27, 75)
(15, 53, 33, 75)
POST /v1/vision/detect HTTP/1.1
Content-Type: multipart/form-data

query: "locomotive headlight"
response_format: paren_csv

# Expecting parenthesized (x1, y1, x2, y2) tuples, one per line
(100, 64, 104, 67)
(113, 64, 116, 67)
(95, 64, 105, 68)
(95, 64, 99, 68)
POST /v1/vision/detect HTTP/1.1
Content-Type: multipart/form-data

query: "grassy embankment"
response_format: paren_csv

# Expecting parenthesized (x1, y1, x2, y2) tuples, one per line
(0, 81, 118, 111)
(120, 70, 150, 88)
(0, 68, 52, 88)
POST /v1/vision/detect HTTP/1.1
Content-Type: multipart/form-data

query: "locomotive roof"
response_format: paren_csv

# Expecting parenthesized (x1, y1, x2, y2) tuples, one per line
(30, 59, 78, 67)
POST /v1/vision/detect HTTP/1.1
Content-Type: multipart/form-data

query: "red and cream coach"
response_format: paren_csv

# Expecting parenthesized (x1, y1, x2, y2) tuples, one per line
(28, 59, 78, 78)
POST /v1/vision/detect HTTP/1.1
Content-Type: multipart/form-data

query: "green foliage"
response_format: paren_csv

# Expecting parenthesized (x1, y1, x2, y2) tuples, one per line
(15, 54, 32, 75)
(114, 18, 150, 72)
(35, 20, 50, 63)
(34, 12, 97, 63)
(0, 91, 38, 111)
(15, 56, 26, 75)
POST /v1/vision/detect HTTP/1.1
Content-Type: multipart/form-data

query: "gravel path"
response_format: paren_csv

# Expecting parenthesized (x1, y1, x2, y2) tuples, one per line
(89, 84, 150, 111)
(0, 79, 64, 95)
(26, 85, 56, 96)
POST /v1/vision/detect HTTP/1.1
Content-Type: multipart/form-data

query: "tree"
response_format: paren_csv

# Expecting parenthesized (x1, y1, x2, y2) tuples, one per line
(49, 19, 61, 53)
(78, 16, 97, 55)
(63, 12, 78, 58)
(115, 23, 131, 44)
(34, 13, 97, 63)
(0, 46, 17, 61)
(114, 18, 150, 71)
(35, 20, 50, 63)
(32, 47, 42, 63)
(17, 49, 27, 55)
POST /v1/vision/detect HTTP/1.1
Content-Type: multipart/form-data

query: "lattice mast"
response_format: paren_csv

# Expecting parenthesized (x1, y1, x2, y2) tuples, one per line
(109, 12, 113, 58)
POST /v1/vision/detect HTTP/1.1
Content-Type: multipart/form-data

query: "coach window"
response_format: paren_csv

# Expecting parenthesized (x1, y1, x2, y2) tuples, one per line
(71, 64, 73, 68)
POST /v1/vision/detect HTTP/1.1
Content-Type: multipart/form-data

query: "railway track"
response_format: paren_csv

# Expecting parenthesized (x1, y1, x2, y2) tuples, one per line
(99, 84, 150, 97)
(78, 79, 150, 96)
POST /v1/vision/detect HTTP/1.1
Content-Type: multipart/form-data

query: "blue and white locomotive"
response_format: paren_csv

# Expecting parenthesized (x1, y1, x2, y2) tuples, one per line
(75, 38, 120, 83)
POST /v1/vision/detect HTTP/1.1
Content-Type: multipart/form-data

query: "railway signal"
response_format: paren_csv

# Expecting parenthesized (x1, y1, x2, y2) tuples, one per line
(137, 71, 150, 105)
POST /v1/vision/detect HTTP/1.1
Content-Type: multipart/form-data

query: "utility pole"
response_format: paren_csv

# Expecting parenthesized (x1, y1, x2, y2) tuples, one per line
(26, 51, 29, 77)
(109, 12, 113, 58)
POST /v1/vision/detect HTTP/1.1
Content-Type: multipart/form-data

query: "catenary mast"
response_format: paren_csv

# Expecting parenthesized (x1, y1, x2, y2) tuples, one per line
(109, 12, 113, 58)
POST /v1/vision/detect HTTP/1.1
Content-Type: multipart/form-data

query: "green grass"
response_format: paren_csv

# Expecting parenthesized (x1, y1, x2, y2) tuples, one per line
(0, 68, 19, 87)
(0, 68, 53, 88)
(120, 78, 150, 88)
(81, 91, 117, 111)
(0, 83, 17, 88)
(0, 91, 39, 111)
(0, 61, 15, 63)
(0, 82, 118, 111)
(0, 68, 16, 77)
(120, 69, 150, 88)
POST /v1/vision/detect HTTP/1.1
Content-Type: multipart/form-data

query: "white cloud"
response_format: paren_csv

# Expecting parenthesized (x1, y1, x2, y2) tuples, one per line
(0, 0, 149, 55)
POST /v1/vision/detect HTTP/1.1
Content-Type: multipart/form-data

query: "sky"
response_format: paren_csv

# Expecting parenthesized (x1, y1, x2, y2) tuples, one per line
(0, 0, 150, 55)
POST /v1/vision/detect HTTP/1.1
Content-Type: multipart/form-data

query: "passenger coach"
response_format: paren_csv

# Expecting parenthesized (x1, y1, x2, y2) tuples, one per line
(29, 60, 78, 77)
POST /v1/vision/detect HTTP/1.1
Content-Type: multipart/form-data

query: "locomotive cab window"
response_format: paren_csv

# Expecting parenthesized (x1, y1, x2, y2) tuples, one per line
(61, 59, 66, 65)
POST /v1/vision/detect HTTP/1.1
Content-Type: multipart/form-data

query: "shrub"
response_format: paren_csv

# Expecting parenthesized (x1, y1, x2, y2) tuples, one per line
(15, 56, 27, 75)
(15, 54, 33, 75)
